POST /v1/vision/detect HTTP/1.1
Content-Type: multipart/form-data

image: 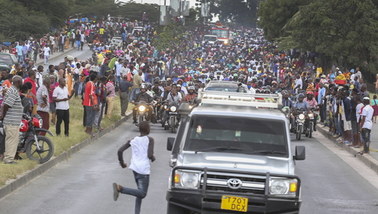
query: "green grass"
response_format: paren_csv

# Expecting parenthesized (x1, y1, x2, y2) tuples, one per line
(0, 95, 131, 187)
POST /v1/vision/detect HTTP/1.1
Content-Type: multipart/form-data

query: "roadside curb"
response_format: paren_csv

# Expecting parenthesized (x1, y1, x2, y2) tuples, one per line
(317, 125, 378, 175)
(0, 112, 132, 200)
(35, 48, 75, 66)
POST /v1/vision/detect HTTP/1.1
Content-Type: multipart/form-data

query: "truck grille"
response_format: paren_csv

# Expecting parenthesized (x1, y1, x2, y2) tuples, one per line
(200, 172, 266, 195)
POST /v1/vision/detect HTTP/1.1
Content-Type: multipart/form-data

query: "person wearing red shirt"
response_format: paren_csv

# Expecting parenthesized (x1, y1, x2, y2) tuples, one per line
(24, 70, 37, 115)
(83, 74, 98, 135)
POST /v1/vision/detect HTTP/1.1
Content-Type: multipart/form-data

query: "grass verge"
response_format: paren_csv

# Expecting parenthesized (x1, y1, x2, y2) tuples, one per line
(0, 96, 129, 187)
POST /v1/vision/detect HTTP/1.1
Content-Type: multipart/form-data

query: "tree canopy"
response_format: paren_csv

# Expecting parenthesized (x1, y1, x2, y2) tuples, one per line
(258, 0, 378, 75)
(0, 0, 159, 42)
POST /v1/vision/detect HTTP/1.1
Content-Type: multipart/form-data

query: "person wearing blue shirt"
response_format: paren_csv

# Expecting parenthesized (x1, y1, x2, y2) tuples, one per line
(318, 83, 326, 123)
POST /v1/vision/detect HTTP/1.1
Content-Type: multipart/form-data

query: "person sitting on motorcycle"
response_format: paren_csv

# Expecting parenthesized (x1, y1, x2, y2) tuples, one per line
(304, 91, 318, 109)
(183, 86, 197, 103)
(304, 91, 319, 131)
(293, 93, 309, 112)
(162, 88, 182, 126)
(132, 85, 153, 124)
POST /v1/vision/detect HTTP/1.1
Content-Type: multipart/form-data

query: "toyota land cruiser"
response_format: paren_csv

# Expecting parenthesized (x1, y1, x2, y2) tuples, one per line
(166, 91, 305, 214)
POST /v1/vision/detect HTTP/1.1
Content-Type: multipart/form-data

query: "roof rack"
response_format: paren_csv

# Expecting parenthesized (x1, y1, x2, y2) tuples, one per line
(199, 91, 282, 109)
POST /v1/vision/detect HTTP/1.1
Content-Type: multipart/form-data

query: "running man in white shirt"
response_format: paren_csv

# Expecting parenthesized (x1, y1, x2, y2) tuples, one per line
(113, 121, 155, 214)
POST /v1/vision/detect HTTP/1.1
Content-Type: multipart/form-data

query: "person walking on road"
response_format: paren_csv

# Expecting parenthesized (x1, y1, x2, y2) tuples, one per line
(119, 75, 133, 116)
(113, 121, 155, 214)
(0, 76, 23, 164)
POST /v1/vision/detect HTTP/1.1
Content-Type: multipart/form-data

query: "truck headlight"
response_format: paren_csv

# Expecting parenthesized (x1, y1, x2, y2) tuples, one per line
(170, 106, 177, 112)
(269, 178, 298, 197)
(138, 105, 146, 112)
(174, 170, 200, 189)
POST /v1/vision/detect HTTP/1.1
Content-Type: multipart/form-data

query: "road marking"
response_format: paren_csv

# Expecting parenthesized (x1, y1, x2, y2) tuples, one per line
(314, 132, 378, 189)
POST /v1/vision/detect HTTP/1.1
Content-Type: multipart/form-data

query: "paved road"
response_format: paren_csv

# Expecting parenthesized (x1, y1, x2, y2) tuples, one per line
(0, 119, 377, 214)
(41, 45, 93, 71)
(1, 47, 378, 213)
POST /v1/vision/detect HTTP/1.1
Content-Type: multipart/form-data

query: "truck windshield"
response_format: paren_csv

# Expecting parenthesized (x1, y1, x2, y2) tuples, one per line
(184, 116, 288, 157)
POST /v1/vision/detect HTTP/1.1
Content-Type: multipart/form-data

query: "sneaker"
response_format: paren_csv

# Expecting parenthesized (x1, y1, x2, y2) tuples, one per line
(344, 141, 351, 145)
(113, 183, 119, 201)
(4, 160, 17, 164)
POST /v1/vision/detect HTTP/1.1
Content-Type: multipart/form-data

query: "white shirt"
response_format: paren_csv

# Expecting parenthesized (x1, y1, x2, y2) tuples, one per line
(129, 136, 151, 175)
(53, 86, 70, 110)
(295, 78, 303, 89)
(361, 105, 374, 129)
(43, 47, 50, 56)
(356, 103, 364, 123)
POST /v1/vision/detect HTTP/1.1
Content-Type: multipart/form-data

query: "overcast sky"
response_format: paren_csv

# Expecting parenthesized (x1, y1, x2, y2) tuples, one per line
(117, 0, 197, 7)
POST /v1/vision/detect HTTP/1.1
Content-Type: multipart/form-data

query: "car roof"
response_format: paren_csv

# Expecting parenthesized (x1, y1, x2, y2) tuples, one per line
(191, 103, 286, 121)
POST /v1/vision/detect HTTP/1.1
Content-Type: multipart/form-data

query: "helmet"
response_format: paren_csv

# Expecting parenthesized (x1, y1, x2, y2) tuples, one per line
(141, 84, 147, 89)
(188, 86, 195, 91)
(307, 91, 314, 95)
(298, 93, 305, 99)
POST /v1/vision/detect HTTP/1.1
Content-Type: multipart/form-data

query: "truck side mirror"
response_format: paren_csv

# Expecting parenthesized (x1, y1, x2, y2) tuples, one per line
(294, 146, 305, 160)
(167, 137, 175, 151)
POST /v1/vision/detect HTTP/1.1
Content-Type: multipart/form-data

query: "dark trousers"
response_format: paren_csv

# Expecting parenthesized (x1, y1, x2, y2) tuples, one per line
(56, 109, 69, 136)
(0, 131, 4, 155)
(120, 92, 129, 116)
(319, 104, 326, 122)
(120, 171, 150, 214)
(37, 111, 50, 136)
(361, 128, 371, 153)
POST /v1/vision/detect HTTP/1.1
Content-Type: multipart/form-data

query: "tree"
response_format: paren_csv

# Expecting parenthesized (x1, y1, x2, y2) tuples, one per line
(0, 0, 50, 41)
(284, 0, 378, 72)
(258, 0, 311, 41)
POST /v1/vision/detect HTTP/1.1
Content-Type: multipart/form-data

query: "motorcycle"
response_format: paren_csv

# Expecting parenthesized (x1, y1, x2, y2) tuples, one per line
(305, 110, 315, 138)
(165, 105, 179, 133)
(134, 101, 152, 126)
(294, 110, 306, 140)
(18, 114, 54, 164)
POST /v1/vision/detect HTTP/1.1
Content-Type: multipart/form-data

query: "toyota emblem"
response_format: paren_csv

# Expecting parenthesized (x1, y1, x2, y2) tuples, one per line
(227, 178, 242, 190)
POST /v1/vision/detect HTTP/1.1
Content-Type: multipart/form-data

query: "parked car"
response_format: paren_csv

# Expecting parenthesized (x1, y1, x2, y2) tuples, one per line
(0, 53, 17, 67)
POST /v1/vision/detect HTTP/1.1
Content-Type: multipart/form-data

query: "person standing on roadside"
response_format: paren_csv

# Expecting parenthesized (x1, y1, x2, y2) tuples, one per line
(36, 77, 50, 136)
(359, 97, 374, 154)
(113, 121, 155, 214)
(24, 70, 38, 115)
(83, 74, 98, 135)
(0, 76, 23, 164)
(53, 78, 74, 136)
(119, 75, 133, 116)
(105, 75, 116, 118)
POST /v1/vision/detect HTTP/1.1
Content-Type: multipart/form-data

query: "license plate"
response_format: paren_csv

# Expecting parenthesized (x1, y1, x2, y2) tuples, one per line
(169, 112, 177, 114)
(221, 195, 248, 212)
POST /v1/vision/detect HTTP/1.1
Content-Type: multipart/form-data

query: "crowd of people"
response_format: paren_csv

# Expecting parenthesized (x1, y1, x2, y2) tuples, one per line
(0, 16, 375, 165)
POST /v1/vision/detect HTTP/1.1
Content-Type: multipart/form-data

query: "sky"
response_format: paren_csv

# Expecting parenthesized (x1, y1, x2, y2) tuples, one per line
(117, 0, 197, 7)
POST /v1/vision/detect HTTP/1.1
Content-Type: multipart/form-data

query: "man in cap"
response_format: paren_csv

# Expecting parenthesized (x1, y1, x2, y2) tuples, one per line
(359, 97, 374, 154)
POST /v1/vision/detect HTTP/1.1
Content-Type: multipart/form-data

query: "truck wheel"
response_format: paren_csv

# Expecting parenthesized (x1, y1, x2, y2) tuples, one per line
(167, 203, 190, 214)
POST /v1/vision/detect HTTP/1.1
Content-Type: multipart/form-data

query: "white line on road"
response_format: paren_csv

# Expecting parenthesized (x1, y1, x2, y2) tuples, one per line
(314, 132, 378, 189)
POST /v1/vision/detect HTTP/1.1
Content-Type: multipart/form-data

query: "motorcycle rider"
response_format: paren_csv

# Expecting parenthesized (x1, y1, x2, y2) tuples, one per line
(291, 93, 309, 132)
(304, 91, 318, 131)
(132, 84, 153, 124)
(183, 86, 197, 103)
(162, 88, 182, 127)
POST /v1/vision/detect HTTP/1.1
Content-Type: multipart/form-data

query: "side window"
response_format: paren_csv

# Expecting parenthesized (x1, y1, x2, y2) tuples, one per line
(172, 117, 189, 157)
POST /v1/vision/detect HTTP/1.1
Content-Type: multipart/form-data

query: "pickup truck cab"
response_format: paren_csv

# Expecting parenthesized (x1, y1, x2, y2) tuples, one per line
(166, 91, 305, 214)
